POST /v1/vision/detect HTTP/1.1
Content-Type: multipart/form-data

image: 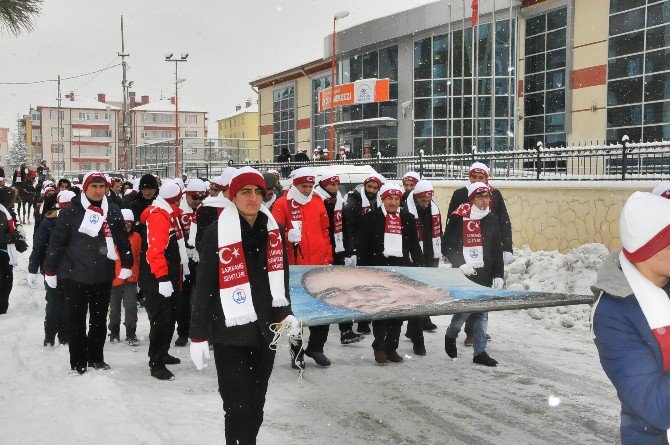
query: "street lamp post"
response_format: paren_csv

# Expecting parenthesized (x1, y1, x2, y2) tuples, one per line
(329, 10, 349, 160)
(165, 52, 188, 176)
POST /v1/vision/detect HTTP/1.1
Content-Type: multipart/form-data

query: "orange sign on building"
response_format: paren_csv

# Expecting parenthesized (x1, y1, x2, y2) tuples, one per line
(318, 78, 390, 112)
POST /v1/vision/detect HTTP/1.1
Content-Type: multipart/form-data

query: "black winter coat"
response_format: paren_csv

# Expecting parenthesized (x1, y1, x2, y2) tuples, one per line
(44, 196, 132, 284)
(441, 212, 504, 287)
(28, 210, 57, 274)
(194, 205, 219, 251)
(416, 204, 440, 268)
(190, 211, 292, 346)
(357, 207, 422, 267)
(447, 187, 513, 252)
(321, 189, 348, 262)
(343, 190, 379, 257)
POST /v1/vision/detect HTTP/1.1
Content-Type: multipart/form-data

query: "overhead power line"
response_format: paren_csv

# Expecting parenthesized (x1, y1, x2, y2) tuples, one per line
(0, 61, 121, 85)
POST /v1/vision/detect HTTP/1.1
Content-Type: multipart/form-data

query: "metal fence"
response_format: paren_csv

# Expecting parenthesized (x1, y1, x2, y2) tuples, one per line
(133, 139, 670, 181)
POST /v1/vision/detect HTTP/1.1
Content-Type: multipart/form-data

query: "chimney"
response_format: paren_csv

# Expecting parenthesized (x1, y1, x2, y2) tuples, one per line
(97, 93, 106, 103)
(245, 99, 251, 108)
(169, 96, 175, 105)
(129, 91, 137, 108)
(141, 95, 149, 105)
(235, 104, 242, 112)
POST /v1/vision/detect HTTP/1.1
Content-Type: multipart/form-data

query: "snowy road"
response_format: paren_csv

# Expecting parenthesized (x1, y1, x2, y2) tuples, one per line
(0, 226, 620, 444)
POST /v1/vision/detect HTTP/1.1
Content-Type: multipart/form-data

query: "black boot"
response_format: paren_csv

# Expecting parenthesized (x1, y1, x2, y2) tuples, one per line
(163, 353, 181, 365)
(174, 335, 188, 347)
(473, 352, 498, 367)
(151, 365, 174, 380)
(109, 325, 120, 343)
(445, 337, 457, 359)
(125, 326, 140, 347)
(413, 339, 427, 356)
(422, 316, 438, 332)
(340, 329, 364, 345)
(357, 322, 371, 335)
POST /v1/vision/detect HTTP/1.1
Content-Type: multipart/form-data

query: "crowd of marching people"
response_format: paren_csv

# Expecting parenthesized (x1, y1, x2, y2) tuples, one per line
(0, 159, 517, 443)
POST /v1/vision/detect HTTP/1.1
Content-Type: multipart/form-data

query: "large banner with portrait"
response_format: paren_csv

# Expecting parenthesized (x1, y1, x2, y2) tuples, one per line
(291, 266, 594, 326)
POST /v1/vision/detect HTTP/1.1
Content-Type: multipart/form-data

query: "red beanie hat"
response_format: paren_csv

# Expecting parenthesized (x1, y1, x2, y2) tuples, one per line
(228, 166, 266, 198)
(82, 172, 110, 192)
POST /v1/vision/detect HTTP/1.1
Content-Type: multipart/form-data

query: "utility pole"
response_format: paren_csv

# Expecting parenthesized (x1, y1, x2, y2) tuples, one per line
(57, 75, 63, 177)
(118, 15, 130, 178)
(165, 53, 188, 177)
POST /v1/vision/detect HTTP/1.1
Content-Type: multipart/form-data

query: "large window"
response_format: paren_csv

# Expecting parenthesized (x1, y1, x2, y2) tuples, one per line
(311, 74, 331, 152)
(273, 85, 295, 159)
(523, 7, 567, 150)
(607, 0, 670, 143)
(414, 18, 516, 155)
(338, 45, 399, 157)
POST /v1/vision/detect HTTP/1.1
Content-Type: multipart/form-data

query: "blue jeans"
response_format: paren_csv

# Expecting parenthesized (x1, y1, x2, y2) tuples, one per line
(446, 312, 488, 356)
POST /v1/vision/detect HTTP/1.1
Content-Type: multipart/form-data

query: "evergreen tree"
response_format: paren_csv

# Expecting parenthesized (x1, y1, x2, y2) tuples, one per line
(7, 121, 28, 170)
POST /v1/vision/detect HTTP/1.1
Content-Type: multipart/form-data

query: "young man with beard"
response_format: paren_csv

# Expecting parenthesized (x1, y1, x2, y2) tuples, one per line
(43, 172, 133, 374)
(272, 167, 333, 369)
(174, 178, 207, 347)
(403, 180, 443, 355)
(343, 173, 385, 335)
(313, 169, 364, 345)
(140, 180, 191, 380)
(189, 166, 298, 444)
(193, 168, 237, 251)
(357, 183, 423, 364)
(400, 171, 420, 207)
(446, 162, 513, 345)
(442, 182, 503, 367)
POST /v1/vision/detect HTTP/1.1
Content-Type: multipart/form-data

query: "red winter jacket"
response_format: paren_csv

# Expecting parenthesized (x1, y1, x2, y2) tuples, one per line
(112, 231, 141, 286)
(140, 201, 183, 287)
(272, 192, 333, 265)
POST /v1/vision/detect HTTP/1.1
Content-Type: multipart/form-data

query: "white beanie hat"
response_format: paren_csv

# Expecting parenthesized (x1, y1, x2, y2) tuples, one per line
(319, 168, 339, 185)
(469, 162, 490, 178)
(57, 190, 76, 206)
(159, 179, 182, 204)
(652, 182, 670, 199)
(467, 182, 490, 201)
(221, 167, 238, 189)
(121, 208, 134, 221)
(413, 180, 434, 198)
(620, 191, 670, 262)
(185, 178, 207, 194)
(402, 171, 421, 184)
(378, 183, 403, 201)
(291, 167, 316, 185)
(173, 177, 185, 190)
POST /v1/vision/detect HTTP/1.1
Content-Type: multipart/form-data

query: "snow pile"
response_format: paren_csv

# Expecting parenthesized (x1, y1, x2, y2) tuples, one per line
(505, 243, 610, 329)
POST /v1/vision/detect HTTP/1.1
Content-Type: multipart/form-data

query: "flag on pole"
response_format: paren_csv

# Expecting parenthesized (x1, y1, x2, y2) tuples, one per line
(471, 0, 479, 26)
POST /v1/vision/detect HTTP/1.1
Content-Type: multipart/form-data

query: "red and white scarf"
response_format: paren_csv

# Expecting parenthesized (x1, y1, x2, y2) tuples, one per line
(381, 206, 403, 258)
(314, 185, 344, 253)
(217, 203, 289, 327)
(179, 198, 199, 261)
(151, 196, 189, 268)
(452, 203, 489, 268)
(286, 186, 312, 231)
(620, 252, 670, 373)
(0, 203, 19, 265)
(187, 194, 229, 249)
(359, 188, 373, 215)
(406, 192, 442, 259)
(79, 194, 117, 261)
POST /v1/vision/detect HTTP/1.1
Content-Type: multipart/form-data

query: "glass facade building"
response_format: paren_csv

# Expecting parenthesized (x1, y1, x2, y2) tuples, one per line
(272, 85, 295, 158)
(414, 17, 517, 155)
(606, 0, 670, 143)
(523, 7, 568, 149)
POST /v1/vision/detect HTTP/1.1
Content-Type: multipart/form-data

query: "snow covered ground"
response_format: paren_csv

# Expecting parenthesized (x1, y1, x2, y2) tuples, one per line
(0, 225, 620, 444)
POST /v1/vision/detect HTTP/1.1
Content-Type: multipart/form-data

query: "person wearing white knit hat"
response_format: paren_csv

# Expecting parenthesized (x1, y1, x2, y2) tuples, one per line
(314, 168, 365, 346)
(342, 172, 386, 335)
(272, 165, 334, 369)
(593, 192, 670, 444)
(220, 167, 238, 199)
(446, 162, 512, 345)
(173, 177, 208, 347)
(401, 179, 443, 351)
(357, 182, 422, 364)
(139, 177, 190, 380)
(442, 181, 502, 367)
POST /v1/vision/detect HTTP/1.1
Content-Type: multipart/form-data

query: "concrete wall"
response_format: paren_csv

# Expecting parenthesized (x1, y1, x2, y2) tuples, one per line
(430, 180, 649, 253)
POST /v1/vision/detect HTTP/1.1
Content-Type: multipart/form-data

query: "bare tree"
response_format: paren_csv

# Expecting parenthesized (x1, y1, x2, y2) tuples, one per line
(0, 0, 43, 36)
